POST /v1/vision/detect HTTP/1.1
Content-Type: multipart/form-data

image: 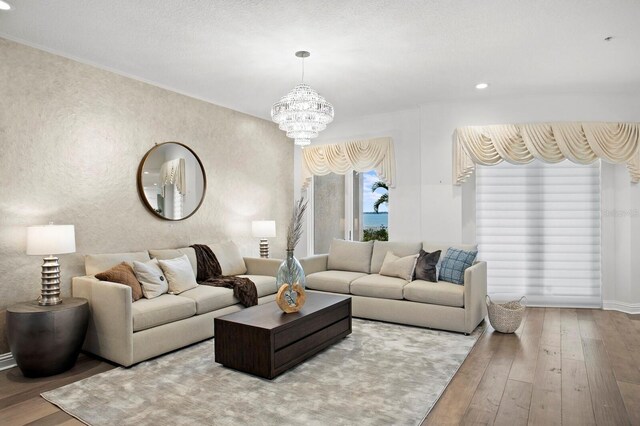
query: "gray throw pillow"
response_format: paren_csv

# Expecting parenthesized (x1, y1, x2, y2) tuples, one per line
(414, 250, 441, 282)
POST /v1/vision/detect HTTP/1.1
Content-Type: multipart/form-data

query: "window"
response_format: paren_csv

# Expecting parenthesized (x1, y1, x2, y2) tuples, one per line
(476, 160, 601, 307)
(311, 170, 389, 254)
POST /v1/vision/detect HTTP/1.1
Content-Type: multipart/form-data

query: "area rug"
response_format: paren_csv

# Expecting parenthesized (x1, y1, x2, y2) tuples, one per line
(42, 319, 484, 425)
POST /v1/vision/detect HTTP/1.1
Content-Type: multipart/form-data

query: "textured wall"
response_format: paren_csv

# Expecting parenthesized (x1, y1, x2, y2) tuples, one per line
(0, 38, 293, 353)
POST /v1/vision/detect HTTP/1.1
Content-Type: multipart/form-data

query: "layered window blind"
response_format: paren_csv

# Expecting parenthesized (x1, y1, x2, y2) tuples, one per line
(476, 160, 601, 307)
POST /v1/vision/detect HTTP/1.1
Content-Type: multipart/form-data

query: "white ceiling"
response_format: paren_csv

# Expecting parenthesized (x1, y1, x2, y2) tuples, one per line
(1, 0, 639, 123)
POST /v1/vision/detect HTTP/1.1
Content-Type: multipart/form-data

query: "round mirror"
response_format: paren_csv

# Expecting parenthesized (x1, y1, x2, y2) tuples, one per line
(137, 142, 207, 221)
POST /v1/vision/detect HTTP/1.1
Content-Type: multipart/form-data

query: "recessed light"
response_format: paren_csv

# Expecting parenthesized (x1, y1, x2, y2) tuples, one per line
(0, 1, 12, 10)
(144, 171, 149, 174)
(475, 83, 489, 90)
(153, 183, 158, 186)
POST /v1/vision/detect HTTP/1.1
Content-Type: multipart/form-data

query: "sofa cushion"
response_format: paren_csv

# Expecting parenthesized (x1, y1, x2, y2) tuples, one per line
(178, 275, 276, 315)
(306, 270, 368, 294)
(327, 239, 373, 273)
(177, 286, 237, 315)
(370, 241, 422, 274)
(148, 247, 197, 276)
(403, 280, 464, 308)
(132, 295, 196, 331)
(208, 241, 247, 275)
(350, 274, 408, 300)
(237, 275, 278, 297)
(85, 251, 151, 276)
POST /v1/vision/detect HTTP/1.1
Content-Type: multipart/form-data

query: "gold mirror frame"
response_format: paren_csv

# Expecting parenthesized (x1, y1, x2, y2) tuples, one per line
(137, 142, 207, 221)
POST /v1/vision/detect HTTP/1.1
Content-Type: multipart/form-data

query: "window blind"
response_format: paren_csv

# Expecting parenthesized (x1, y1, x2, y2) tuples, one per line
(476, 160, 601, 307)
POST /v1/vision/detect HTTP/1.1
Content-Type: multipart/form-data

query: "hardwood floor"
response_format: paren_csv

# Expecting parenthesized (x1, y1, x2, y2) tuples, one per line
(0, 308, 638, 425)
(0, 354, 115, 425)
(424, 308, 640, 425)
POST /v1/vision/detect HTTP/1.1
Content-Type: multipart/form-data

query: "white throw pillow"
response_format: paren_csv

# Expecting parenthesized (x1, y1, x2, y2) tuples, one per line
(133, 258, 168, 299)
(379, 251, 418, 281)
(158, 254, 199, 294)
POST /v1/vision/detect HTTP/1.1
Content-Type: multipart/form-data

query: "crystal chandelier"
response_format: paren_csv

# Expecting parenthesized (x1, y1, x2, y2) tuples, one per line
(271, 51, 334, 146)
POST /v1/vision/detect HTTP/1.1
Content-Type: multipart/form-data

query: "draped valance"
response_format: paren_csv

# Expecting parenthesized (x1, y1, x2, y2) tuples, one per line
(453, 122, 640, 184)
(160, 158, 186, 196)
(302, 137, 396, 188)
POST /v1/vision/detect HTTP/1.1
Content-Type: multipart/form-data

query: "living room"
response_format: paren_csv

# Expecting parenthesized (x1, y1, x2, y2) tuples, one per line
(1, 1, 639, 425)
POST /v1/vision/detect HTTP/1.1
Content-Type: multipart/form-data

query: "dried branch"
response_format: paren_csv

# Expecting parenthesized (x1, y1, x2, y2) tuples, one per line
(286, 198, 308, 251)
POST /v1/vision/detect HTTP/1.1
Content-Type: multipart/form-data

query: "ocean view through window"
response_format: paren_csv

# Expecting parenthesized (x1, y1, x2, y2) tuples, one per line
(362, 170, 388, 241)
(312, 170, 388, 254)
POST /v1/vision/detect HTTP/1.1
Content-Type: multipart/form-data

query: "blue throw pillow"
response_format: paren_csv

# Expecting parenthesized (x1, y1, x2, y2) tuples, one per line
(438, 248, 478, 285)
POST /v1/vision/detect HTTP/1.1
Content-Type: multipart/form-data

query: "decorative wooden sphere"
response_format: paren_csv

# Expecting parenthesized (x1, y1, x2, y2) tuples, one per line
(276, 283, 307, 313)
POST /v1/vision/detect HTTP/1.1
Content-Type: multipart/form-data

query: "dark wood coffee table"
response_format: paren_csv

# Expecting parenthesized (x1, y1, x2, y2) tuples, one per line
(214, 293, 351, 379)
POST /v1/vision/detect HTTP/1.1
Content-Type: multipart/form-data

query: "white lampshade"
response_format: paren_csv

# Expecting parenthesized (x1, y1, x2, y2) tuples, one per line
(251, 220, 276, 238)
(26, 224, 76, 255)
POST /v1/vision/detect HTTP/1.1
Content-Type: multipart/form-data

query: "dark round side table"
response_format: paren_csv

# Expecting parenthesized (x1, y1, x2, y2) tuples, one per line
(6, 297, 89, 377)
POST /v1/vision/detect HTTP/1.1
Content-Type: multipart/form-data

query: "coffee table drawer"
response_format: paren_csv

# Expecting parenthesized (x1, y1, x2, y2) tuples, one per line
(274, 302, 350, 350)
(274, 317, 350, 369)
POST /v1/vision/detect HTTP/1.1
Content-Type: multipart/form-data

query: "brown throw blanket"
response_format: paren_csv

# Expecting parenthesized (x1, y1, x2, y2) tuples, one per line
(190, 244, 258, 307)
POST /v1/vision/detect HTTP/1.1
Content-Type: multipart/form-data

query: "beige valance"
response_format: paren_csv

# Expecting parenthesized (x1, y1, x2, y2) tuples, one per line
(453, 122, 640, 184)
(160, 157, 186, 196)
(302, 137, 396, 188)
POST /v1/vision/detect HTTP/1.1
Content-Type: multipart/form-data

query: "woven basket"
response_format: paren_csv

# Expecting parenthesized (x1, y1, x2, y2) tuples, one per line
(486, 295, 526, 333)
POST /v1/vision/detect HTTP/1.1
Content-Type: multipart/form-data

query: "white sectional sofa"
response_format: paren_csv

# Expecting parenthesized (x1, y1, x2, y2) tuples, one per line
(300, 240, 487, 334)
(72, 242, 281, 367)
(73, 240, 486, 367)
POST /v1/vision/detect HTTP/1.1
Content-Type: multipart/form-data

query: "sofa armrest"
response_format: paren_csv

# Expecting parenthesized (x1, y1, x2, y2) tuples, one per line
(72, 276, 134, 366)
(463, 261, 488, 333)
(243, 257, 281, 277)
(299, 254, 328, 275)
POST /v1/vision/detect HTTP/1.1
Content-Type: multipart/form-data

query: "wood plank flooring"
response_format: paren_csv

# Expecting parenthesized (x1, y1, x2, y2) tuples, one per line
(424, 308, 640, 425)
(0, 308, 638, 425)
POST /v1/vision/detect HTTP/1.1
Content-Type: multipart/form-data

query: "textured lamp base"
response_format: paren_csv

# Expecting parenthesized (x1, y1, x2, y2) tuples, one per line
(39, 256, 62, 306)
(259, 239, 269, 258)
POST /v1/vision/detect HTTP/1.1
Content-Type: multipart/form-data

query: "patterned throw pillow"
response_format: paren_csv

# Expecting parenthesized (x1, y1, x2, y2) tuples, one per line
(414, 249, 441, 282)
(438, 248, 478, 285)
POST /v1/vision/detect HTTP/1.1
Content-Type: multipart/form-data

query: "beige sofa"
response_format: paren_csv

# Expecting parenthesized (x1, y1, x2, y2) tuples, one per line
(300, 240, 487, 334)
(72, 242, 281, 367)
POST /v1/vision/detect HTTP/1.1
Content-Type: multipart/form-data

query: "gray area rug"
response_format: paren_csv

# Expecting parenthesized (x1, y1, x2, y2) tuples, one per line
(42, 319, 484, 425)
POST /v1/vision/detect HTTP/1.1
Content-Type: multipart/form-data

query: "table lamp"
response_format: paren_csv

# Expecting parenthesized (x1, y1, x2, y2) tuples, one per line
(251, 220, 276, 258)
(26, 223, 76, 305)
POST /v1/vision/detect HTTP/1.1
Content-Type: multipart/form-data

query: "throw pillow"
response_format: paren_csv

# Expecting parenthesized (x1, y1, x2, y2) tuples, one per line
(158, 254, 199, 294)
(133, 258, 168, 299)
(414, 249, 442, 282)
(439, 248, 478, 285)
(379, 251, 418, 281)
(95, 262, 143, 302)
(327, 239, 374, 273)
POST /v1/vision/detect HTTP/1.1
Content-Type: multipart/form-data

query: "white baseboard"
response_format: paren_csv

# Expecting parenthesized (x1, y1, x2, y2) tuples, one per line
(0, 352, 16, 371)
(602, 300, 640, 314)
